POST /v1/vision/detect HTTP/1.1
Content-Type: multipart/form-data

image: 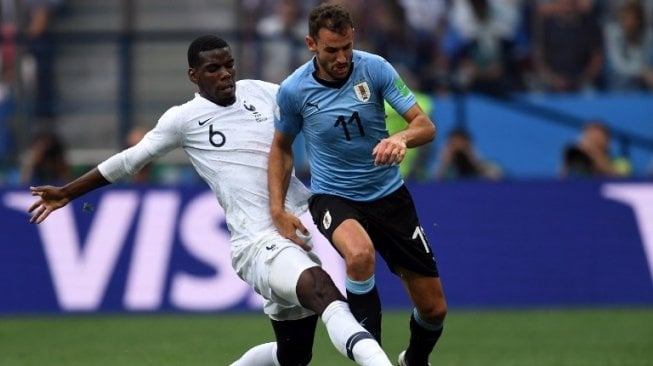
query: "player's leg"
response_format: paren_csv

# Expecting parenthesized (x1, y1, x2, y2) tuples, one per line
(396, 267, 447, 366)
(332, 219, 383, 343)
(268, 247, 392, 366)
(272, 314, 319, 365)
(309, 195, 383, 343)
(230, 315, 318, 366)
(367, 185, 447, 366)
(229, 342, 278, 366)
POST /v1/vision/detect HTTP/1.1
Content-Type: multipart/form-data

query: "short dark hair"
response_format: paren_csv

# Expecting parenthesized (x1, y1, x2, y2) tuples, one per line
(187, 35, 230, 68)
(308, 3, 354, 39)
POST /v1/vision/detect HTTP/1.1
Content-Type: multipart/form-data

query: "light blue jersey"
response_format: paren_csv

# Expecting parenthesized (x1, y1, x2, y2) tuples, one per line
(275, 50, 417, 201)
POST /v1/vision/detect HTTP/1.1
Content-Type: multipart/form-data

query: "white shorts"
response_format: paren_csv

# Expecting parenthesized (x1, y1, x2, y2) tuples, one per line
(239, 234, 322, 321)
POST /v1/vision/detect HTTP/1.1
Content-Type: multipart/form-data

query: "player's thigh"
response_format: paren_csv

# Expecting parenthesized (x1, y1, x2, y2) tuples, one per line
(309, 193, 373, 257)
(396, 266, 447, 321)
(268, 245, 321, 306)
(332, 219, 375, 262)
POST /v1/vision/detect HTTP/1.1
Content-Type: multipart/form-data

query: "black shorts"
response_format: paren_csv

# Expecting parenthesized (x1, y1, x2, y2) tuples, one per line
(308, 185, 439, 277)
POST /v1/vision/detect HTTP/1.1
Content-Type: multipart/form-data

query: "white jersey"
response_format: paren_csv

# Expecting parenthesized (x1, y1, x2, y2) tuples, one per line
(98, 79, 311, 275)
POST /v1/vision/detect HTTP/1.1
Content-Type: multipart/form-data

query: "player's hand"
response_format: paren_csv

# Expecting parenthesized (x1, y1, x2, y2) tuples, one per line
(28, 185, 70, 224)
(271, 210, 312, 251)
(372, 134, 407, 166)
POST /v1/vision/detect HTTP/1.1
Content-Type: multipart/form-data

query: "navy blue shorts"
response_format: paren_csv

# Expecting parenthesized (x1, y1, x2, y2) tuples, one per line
(308, 185, 439, 277)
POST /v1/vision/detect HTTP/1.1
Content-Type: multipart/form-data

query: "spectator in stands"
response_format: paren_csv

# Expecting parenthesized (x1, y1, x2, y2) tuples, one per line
(367, 0, 436, 93)
(399, 0, 448, 37)
(560, 121, 632, 178)
(533, 0, 604, 92)
(435, 128, 503, 180)
(19, 131, 70, 185)
(444, 0, 524, 95)
(0, 0, 18, 169)
(21, 0, 62, 123)
(535, 0, 597, 16)
(604, 0, 653, 25)
(603, 1, 653, 90)
(326, 0, 379, 52)
(256, 0, 311, 83)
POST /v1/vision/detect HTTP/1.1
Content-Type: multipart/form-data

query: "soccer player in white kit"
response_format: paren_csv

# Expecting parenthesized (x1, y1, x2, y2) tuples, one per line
(27, 35, 392, 366)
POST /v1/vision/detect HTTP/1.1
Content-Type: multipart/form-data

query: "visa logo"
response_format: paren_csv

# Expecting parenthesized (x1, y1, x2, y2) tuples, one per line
(3, 190, 344, 312)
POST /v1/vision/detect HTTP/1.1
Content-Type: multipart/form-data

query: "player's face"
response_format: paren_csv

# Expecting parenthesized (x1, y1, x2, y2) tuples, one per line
(189, 47, 236, 106)
(307, 27, 354, 81)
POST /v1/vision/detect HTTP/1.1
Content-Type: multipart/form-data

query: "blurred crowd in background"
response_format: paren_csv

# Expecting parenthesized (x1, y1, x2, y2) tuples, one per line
(250, 0, 653, 94)
(1, 0, 652, 188)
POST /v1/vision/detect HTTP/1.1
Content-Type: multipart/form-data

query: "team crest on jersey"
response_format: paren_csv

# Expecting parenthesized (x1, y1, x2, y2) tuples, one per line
(243, 102, 256, 111)
(322, 210, 332, 230)
(354, 81, 371, 102)
(243, 101, 267, 123)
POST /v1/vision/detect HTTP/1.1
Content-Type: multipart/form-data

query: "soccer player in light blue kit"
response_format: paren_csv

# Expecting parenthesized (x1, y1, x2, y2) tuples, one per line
(268, 4, 447, 366)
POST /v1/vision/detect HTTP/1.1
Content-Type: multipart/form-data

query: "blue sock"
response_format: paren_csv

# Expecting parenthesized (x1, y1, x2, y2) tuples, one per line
(345, 275, 382, 344)
(413, 308, 443, 331)
(345, 275, 376, 294)
(406, 308, 444, 365)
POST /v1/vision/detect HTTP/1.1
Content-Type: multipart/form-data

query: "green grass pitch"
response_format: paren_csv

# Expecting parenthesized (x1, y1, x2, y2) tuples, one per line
(1, 307, 652, 365)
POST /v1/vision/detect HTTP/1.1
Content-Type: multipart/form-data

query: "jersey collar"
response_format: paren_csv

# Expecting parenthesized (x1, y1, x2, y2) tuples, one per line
(311, 57, 354, 89)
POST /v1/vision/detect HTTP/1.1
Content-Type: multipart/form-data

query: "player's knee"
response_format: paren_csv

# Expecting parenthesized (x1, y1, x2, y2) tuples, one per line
(297, 267, 345, 312)
(418, 300, 447, 324)
(345, 248, 376, 276)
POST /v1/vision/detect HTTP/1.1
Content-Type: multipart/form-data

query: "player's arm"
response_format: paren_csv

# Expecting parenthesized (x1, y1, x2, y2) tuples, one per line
(268, 130, 295, 216)
(268, 130, 310, 249)
(28, 123, 170, 224)
(28, 168, 111, 224)
(373, 103, 436, 166)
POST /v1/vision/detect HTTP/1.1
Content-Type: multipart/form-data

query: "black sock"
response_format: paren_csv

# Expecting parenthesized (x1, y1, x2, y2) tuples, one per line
(346, 285, 383, 344)
(406, 312, 443, 366)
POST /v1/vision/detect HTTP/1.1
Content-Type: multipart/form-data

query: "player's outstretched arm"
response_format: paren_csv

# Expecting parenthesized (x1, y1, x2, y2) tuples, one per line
(28, 168, 111, 224)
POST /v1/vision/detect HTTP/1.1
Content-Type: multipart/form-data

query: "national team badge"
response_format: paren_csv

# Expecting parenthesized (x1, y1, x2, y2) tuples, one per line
(354, 81, 371, 102)
(322, 210, 332, 230)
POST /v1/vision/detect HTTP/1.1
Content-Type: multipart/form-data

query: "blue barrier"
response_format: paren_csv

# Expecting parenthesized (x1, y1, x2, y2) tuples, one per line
(427, 92, 653, 178)
(1, 180, 652, 314)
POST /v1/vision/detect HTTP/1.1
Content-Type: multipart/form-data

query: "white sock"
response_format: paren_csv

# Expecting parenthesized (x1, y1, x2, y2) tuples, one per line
(321, 300, 392, 366)
(229, 341, 279, 366)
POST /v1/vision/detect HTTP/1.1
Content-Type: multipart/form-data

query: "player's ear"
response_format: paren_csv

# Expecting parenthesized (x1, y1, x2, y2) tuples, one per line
(305, 35, 317, 52)
(188, 68, 198, 84)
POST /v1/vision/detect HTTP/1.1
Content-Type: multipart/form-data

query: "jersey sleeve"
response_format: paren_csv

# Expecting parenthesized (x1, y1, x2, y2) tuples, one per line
(274, 82, 303, 136)
(373, 56, 417, 116)
(98, 106, 182, 182)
